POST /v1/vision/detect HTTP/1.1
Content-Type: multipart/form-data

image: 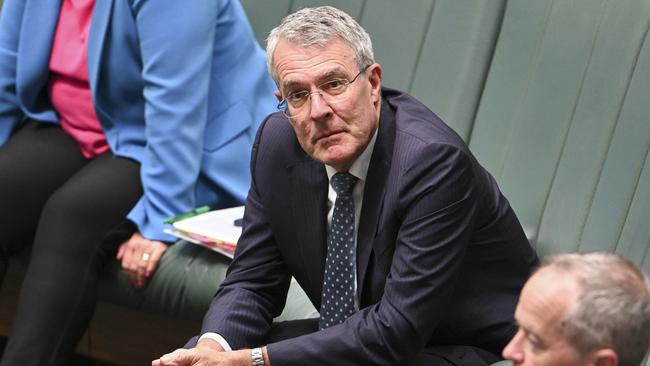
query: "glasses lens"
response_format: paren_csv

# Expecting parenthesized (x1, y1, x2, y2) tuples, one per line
(278, 66, 368, 119)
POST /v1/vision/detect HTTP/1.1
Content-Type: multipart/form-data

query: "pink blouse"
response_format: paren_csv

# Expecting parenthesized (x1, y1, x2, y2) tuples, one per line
(48, 0, 108, 158)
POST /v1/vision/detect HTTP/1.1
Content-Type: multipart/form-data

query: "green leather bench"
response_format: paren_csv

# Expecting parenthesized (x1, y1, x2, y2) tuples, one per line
(0, 0, 648, 364)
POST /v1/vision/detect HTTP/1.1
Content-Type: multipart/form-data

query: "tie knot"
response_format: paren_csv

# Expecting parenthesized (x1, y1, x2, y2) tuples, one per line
(331, 172, 357, 196)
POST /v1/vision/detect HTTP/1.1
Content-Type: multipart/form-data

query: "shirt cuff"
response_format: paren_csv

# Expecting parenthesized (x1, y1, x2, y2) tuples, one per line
(198, 332, 232, 352)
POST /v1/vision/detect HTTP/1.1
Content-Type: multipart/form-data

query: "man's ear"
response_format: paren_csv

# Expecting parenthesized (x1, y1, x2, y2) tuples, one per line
(274, 89, 283, 102)
(367, 63, 382, 101)
(592, 348, 618, 366)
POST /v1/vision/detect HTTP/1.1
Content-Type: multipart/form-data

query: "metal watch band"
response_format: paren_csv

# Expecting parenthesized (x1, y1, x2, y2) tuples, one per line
(251, 347, 265, 366)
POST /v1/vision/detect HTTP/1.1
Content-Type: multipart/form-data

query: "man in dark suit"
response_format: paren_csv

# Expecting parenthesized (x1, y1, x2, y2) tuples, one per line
(154, 6, 538, 366)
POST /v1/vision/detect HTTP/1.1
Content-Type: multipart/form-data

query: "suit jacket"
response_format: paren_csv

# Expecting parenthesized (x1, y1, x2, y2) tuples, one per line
(200, 88, 539, 365)
(0, 0, 277, 241)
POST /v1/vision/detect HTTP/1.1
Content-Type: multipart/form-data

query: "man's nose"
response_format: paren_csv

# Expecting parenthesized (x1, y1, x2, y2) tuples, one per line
(308, 92, 332, 120)
(502, 330, 524, 364)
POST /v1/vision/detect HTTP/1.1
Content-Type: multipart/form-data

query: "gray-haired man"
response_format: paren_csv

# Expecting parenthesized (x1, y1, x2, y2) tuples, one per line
(503, 252, 650, 366)
(154, 6, 538, 366)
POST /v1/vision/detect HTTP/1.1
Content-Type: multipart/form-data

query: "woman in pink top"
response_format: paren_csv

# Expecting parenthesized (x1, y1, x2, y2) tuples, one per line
(0, 0, 276, 364)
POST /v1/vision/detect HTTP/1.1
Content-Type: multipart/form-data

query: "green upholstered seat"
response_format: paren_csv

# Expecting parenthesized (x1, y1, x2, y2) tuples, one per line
(469, 0, 650, 272)
(469, 1, 650, 363)
(98, 240, 317, 322)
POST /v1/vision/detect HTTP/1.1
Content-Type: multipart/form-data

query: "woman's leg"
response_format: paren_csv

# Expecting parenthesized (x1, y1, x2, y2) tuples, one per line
(0, 121, 87, 282)
(0, 153, 143, 366)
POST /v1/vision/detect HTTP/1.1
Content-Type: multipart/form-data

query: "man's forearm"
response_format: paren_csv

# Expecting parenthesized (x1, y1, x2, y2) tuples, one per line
(196, 338, 271, 366)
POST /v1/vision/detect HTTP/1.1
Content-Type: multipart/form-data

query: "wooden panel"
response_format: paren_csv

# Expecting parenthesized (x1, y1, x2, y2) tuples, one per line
(0, 263, 91, 362)
(87, 302, 201, 366)
(0, 262, 200, 366)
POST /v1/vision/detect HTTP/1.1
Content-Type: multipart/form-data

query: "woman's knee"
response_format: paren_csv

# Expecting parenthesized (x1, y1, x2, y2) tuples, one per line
(35, 178, 138, 251)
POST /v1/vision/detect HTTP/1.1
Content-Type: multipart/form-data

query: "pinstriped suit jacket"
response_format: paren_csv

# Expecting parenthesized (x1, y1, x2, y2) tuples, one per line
(199, 87, 538, 365)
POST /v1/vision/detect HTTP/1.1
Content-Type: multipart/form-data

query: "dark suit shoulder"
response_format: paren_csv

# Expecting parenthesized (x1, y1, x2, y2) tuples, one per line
(378, 88, 502, 225)
(382, 87, 468, 152)
(379, 88, 477, 182)
(252, 112, 307, 169)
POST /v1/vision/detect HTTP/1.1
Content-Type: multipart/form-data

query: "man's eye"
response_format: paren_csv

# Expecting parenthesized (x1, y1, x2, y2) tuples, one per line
(322, 79, 346, 91)
(526, 335, 544, 350)
(288, 91, 309, 102)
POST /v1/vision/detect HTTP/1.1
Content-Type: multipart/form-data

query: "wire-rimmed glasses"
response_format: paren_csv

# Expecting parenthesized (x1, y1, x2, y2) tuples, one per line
(277, 65, 370, 119)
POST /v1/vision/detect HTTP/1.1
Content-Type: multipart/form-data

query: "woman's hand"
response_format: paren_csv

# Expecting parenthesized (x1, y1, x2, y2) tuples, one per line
(117, 231, 168, 288)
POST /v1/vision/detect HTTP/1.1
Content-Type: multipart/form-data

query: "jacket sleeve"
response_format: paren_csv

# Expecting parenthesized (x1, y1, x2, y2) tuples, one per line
(199, 116, 292, 348)
(0, 0, 26, 144)
(125, 0, 221, 242)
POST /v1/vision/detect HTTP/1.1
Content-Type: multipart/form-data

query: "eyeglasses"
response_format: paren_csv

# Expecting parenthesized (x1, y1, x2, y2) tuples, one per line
(277, 65, 370, 119)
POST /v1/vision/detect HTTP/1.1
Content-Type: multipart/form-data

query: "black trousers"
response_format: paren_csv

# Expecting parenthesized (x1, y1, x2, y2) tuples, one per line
(0, 121, 142, 365)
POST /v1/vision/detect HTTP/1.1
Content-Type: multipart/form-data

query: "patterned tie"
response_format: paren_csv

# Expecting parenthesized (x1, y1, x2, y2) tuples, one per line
(320, 172, 358, 329)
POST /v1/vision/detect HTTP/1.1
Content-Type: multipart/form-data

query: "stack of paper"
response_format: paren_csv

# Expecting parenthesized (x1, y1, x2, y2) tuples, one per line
(164, 206, 245, 259)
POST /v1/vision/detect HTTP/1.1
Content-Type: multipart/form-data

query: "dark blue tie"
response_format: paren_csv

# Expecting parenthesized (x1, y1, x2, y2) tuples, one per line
(320, 172, 358, 329)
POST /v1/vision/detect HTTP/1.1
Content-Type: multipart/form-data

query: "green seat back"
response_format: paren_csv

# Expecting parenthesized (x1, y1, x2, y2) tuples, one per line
(469, 0, 650, 276)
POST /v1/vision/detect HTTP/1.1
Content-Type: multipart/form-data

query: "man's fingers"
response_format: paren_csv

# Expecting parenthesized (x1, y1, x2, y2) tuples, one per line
(151, 359, 167, 366)
(158, 348, 193, 365)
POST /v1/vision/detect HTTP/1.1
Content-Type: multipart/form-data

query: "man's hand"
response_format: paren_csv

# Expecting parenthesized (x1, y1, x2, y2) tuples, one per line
(117, 231, 167, 288)
(152, 340, 271, 366)
(152, 343, 250, 366)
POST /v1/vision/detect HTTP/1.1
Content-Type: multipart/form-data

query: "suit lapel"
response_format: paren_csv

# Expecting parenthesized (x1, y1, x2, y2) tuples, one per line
(18, 0, 61, 98)
(87, 0, 114, 94)
(288, 157, 329, 301)
(357, 101, 396, 301)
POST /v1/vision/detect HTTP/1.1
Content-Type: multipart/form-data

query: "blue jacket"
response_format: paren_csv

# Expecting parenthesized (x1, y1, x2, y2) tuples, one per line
(0, 0, 277, 241)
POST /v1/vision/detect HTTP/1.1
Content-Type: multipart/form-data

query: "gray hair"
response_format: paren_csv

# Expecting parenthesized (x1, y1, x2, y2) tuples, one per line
(544, 252, 650, 366)
(266, 6, 375, 84)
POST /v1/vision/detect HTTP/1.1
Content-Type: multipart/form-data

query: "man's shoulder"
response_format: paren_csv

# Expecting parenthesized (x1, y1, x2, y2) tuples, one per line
(257, 112, 295, 138)
(382, 87, 469, 152)
(252, 112, 307, 168)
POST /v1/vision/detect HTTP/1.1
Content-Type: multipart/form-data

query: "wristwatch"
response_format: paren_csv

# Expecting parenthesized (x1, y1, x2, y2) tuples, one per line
(251, 347, 265, 366)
